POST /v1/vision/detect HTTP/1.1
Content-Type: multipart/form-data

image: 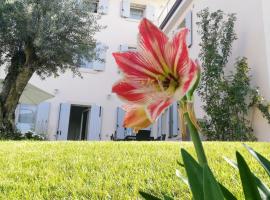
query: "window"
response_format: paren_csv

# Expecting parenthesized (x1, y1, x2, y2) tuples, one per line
(121, 1, 155, 21)
(90, 0, 99, 13)
(177, 11, 193, 47)
(130, 4, 145, 20)
(128, 46, 137, 51)
(80, 58, 93, 69)
(18, 104, 37, 124)
(80, 43, 107, 71)
(119, 44, 137, 52)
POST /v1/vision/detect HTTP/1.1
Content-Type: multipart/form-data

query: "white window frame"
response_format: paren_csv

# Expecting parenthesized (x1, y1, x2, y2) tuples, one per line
(80, 42, 107, 72)
(129, 4, 146, 20)
(89, 0, 99, 13)
(176, 11, 193, 48)
(18, 104, 37, 125)
(119, 44, 137, 52)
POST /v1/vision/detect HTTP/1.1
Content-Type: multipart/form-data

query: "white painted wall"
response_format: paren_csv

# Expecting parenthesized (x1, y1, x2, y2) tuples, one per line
(28, 0, 167, 140)
(162, 0, 270, 141)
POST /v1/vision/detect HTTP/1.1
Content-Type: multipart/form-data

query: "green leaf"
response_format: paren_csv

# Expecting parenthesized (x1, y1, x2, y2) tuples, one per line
(236, 151, 261, 200)
(244, 144, 270, 177)
(203, 165, 224, 199)
(219, 184, 237, 200)
(255, 177, 270, 200)
(224, 156, 270, 199)
(181, 149, 204, 200)
(139, 191, 162, 200)
(181, 149, 234, 200)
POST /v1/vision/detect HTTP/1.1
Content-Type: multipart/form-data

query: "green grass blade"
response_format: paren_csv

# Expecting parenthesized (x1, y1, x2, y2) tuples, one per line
(181, 149, 204, 200)
(244, 144, 270, 177)
(176, 169, 189, 185)
(223, 156, 238, 169)
(203, 165, 224, 200)
(236, 152, 262, 200)
(139, 191, 162, 200)
(163, 195, 174, 200)
(177, 160, 184, 167)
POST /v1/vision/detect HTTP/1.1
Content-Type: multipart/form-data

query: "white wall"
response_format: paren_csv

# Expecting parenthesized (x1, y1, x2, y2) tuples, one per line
(29, 0, 167, 140)
(162, 0, 270, 141)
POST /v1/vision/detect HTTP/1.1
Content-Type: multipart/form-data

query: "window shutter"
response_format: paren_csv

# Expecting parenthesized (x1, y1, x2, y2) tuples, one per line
(98, 0, 109, 14)
(57, 103, 71, 140)
(157, 116, 162, 137)
(121, 0, 130, 18)
(145, 5, 155, 21)
(119, 44, 129, 52)
(116, 107, 125, 139)
(126, 128, 133, 136)
(87, 105, 102, 141)
(93, 43, 107, 71)
(164, 108, 170, 137)
(172, 102, 179, 136)
(35, 102, 50, 136)
(185, 11, 193, 47)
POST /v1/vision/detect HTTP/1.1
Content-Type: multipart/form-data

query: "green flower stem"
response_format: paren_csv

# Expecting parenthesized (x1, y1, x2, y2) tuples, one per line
(184, 112, 208, 165)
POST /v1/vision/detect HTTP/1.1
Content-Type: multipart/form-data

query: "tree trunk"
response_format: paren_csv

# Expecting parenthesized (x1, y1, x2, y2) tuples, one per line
(0, 45, 35, 137)
(1, 68, 34, 125)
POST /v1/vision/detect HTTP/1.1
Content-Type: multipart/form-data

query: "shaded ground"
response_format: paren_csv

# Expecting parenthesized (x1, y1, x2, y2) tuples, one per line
(0, 141, 269, 199)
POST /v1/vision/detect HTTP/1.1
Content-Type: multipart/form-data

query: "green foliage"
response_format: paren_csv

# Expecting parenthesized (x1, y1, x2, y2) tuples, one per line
(236, 151, 261, 200)
(197, 8, 260, 141)
(0, 127, 44, 140)
(251, 90, 270, 124)
(0, 0, 102, 77)
(0, 123, 22, 140)
(0, 0, 102, 138)
(23, 131, 44, 140)
(178, 145, 270, 200)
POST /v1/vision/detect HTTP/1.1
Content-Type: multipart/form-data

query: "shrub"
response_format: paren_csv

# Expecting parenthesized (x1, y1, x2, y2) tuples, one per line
(197, 8, 268, 141)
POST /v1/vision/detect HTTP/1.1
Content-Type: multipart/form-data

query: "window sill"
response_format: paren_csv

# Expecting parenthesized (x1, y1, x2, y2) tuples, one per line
(79, 68, 101, 74)
(124, 18, 141, 23)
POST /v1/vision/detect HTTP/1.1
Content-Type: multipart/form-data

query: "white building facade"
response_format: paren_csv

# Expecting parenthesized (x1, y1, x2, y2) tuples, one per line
(8, 0, 270, 141)
(159, 0, 270, 141)
(16, 0, 176, 141)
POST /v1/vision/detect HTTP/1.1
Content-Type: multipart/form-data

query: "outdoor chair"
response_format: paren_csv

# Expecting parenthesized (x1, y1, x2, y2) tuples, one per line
(124, 130, 154, 141)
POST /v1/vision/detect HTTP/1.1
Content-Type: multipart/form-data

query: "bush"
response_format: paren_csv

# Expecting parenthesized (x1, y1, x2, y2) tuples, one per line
(197, 9, 268, 141)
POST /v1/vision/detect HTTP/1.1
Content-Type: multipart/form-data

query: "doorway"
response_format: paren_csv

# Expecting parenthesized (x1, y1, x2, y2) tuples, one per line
(67, 105, 90, 140)
(57, 103, 102, 141)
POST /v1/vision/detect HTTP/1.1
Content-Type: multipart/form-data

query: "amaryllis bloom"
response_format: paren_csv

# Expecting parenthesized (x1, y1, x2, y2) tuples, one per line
(112, 18, 200, 132)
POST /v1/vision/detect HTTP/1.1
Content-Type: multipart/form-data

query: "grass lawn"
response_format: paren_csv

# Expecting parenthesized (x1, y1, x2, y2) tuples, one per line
(0, 142, 269, 199)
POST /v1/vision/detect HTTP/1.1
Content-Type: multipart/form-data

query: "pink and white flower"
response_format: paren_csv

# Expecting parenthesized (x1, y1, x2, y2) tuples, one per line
(112, 18, 200, 132)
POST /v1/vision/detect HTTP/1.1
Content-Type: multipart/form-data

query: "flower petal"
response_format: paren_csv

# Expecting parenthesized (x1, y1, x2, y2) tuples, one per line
(172, 28, 190, 75)
(146, 98, 174, 121)
(123, 105, 152, 132)
(113, 52, 162, 79)
(139, 18, 170, 74)
(112, 79, 163, 104)
(174, 60, 199, 100)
